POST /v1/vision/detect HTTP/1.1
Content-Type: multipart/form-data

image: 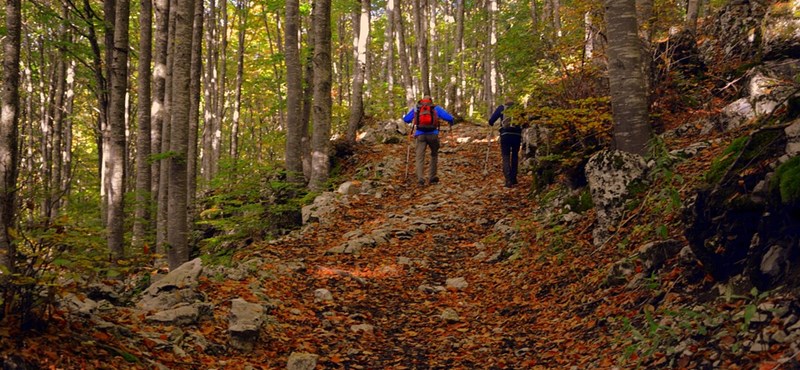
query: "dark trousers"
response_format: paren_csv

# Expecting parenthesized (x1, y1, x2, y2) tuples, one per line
(415, 133, 440, 182)
(500, 133, 521, 186)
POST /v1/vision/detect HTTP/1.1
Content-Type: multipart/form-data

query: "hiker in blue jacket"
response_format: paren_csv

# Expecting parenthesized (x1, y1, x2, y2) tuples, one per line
(489, 99, 523, 188)
(403, 96, 455, 187)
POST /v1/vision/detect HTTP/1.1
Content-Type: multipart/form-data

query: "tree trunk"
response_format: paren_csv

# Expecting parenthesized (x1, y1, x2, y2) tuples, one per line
(686, 0, 700, 34)
(230, 0, 248, 162)
(301, 37, 314, 181)
(167, 0, 195, 269)
(152, 0, 169, 240)
(157, 6, 176, 257)
(106, 0, 130, 259)
(395, 0, 415, 106)
(214, 0, 228, 174)
(309, 0, 332, 191)
(383, 0, 395, 111)
(635, 0, 653, 41)
(201, 0, 216, 183)
(285, 0, 304, 180)
(133, 0, 153, 250)
(487, 0, 497, 111)
(552, 0, 561, 37)
(417, 0, 430, 96)
(605, 0, 652, 156)
(347, 0, 370, 143)
(187, 0, 204, 225)
(1, 0, 22, 277)
(531, 0, 538, 32)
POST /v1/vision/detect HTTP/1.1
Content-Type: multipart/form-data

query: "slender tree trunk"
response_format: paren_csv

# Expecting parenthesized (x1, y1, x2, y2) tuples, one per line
(187, 0, 204, 224)
(686, 0, 700, 34)
(214, 0, 228, 173)
(552, 0, 561, 37)
(62, 61, 76, 207)
(416, 0, 430, 96)
(157, 7, 176, 256)
(202, 0, 217, 183)
(1, 0, 22, 277)
(101, 0, 116, 227)
(301, 39, 314, 181)
(347, 0, 370, 143)
(167, 0, 195, 269)
(49, 55, 67, 222)
(455, 0, 464, 114)
(106, 0, 130, 259)
(383, 0, 395, 111)
(605, 0, 652, 156)
(531, 0, 538, 32)
(152, 0, 169, 237)
(635, 0, 653, 41)
(285, 0, 304, 180)
(309, 0, 332, 191)
(395, 0, 414, 106)
(487, 0, 497, 111)
(230, 0, 248, 161)
(133, 0, 153, 250)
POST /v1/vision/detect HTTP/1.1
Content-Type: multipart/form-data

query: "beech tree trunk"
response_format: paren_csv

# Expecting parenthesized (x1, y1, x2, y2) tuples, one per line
(416, 0, 430, 96)
(167, 0, 195, 269)
(152, 0, 169, 243)
(230, 0, 248, 161)
(395, 0, 415, 106)
(487, 0, 497, 111)
(605, 0, 652, 156)
(133, 0, 153, 250)
(106, 0, 130, 259)
(383, 0, 395, 111)
(1, 0, 22, 277)
(201, 0, 216, 183)
(686, 0, 700, 33)
(309, 0, 332, 191)
(347, 0, 370, 143)
(285, 0, 304, 180)
(187, 0, 204, 224)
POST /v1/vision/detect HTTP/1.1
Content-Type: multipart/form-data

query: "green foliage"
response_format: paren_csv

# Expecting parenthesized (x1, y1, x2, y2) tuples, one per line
(772, 156, 800, 205)
(706, 136, 748, 184)
(564, 189, 593, 214)
(197, 160, 311, 258)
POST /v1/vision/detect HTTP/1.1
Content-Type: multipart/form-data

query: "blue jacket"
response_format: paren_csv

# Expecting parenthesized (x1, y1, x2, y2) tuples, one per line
(403, 105, 455, 136)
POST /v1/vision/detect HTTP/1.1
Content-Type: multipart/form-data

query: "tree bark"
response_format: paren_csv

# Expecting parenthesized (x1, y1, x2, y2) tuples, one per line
(285, 0, 304, 180)
(187, 0, 204, 224)
(383, 0, 395, 111)
(416, 0, 430, 96)
(152, 0, 169, 239)
(686, 0, 700, 34)
(202, 0, 216, 183)
(605, 0, 652, 156)
(1, 0, 22, 277)
(309, 0, 332, 191)
(487, 0, 497, 111)
(167, 0, 195, 269)
(347, 0, 370, 143)
(552, 0, 561, 37)
(106, 0, 130, 259)
(394, 0, 415, 106)
(133, 0, 153, 250)
(230, 0, 248, 162)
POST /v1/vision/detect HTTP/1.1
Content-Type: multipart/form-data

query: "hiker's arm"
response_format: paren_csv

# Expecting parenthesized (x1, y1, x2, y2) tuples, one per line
(488, 105, 504, 126)
(435, 106, 455, 124)
(402, 109, 415, 123)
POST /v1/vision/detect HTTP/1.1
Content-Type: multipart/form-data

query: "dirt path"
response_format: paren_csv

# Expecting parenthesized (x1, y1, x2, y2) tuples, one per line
(233, 122, 614, 368)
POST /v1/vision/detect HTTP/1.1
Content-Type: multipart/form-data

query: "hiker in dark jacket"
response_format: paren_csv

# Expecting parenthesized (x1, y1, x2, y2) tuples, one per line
(403, 96, 455, 187)
(489, 100, 523, 188)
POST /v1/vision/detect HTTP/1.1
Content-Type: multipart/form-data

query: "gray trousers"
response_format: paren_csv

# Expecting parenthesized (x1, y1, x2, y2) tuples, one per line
(415, 133, 440, 182)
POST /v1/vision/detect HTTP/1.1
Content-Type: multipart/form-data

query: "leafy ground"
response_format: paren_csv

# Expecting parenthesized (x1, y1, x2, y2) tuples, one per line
(2, 121, 799, 369)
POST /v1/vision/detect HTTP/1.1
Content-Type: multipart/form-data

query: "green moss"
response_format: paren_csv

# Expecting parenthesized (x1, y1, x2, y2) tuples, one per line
(773, 156, 800, 204)
(706, 137, 748, 184)
(565, 189, 594, 213)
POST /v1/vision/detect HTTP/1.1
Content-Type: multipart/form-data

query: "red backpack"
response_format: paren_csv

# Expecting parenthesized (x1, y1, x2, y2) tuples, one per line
(415, 98, 439, 132)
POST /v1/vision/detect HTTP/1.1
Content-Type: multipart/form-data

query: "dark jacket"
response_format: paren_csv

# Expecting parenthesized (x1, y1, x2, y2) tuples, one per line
(488, 104, 522, 136)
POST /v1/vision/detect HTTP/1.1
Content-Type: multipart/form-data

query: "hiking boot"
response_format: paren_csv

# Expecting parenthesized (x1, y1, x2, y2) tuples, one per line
(505, 180, 513, 188)
(429, 176, 440, 184)
(418, 179, 426, 187)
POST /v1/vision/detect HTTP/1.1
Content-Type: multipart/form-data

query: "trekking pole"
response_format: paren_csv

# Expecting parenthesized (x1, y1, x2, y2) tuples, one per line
(404, 124, 414, 181)
(483, 125, 492, 175)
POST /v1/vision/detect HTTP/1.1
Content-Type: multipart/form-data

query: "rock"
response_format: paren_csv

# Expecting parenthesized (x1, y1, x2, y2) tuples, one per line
(446, 277, 469, 290)
(605, 259, 635, 287)
(440, 308, 460, 323)
(350, 324, 374, 334)
(146, 304, 200, 326)
(638, 239, 683, 274)
(138, 258, 204, 312)
(585, 150, 648, 246)
(670, 141, 711, 158)
(418, 284, 446, 294)
(786, 120, 800, 156)
(314, 289, 333, 302)
(62, 294, 99, 316)
(720, 98, 755, 132)
(287, 352, 319, 370)
(337, 181, 361, 195)
(228, 299, 266, 352)
(762, 4, 800, 60)
(760, 244, 790, 279)
(301, 192, 338, 225)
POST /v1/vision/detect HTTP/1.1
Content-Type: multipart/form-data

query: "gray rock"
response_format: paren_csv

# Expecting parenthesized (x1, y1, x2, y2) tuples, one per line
(287, 352, 319, 370)
(146, 304, 200, 326)
(446, 277, 468, 290)
(314, 289, 333, 302)
(786, 120, 800, 156)
(228, 298, 266, 352)
(585, 150, 648, 246)
(720, 98, 755, 132)
(337, 181, 361, 195)
(302, 192, 338, 225)
(760, 244, 790, 278)
(138, 258, 204, 312)
(638, 239, 683, 274)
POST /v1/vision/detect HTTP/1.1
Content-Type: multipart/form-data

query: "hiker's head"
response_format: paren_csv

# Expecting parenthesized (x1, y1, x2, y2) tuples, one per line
(423, 95, 433, 102)
(504, 97, 515, 106)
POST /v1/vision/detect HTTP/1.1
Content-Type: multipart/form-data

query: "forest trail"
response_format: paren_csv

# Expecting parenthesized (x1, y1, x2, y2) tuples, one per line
(210, 122, 625, 368)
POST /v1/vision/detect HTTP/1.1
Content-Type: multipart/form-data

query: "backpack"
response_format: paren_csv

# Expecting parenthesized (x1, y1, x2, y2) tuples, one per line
(500, 104, 517, 129)
(415, 98, 439, 132)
